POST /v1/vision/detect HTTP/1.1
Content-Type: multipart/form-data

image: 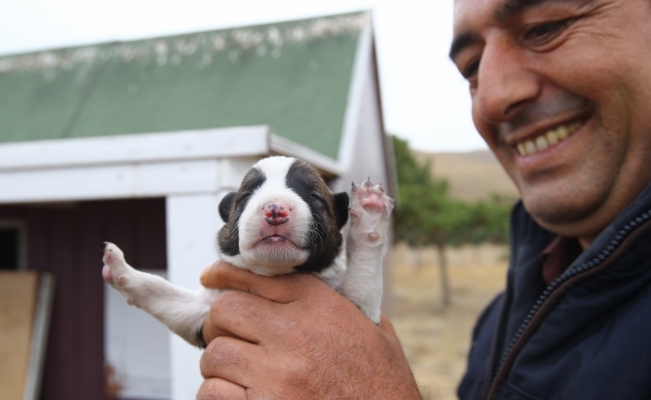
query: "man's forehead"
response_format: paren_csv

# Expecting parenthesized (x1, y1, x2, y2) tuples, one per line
(453, 0, 492, 34)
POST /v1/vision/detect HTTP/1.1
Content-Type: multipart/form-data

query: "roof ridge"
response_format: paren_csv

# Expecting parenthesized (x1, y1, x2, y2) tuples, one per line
(0, 11, 370, 74)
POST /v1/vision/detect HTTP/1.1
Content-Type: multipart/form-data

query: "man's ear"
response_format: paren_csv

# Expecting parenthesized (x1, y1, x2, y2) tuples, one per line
(218, 192, 237, 223)
(333, 192, 350, 229)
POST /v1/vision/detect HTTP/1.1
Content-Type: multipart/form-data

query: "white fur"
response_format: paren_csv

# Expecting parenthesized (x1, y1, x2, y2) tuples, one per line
(337, 182, 393, 323)
(102, 156, 392, 347)
(102, 244, 219, 347)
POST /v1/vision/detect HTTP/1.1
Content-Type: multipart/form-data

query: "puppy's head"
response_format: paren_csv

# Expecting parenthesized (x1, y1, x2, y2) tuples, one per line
(217, 156, 349, 276)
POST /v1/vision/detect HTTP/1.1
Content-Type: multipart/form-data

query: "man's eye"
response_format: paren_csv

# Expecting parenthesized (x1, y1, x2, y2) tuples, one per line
(523, 19, 573, 44)
(464, 60, 480, 80)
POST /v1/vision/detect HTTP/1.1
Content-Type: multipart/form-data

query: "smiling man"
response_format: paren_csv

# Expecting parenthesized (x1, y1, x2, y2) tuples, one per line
(451, 0, 651, 248)
(448, 0, 651, 398)
(197, 0, 651, 399)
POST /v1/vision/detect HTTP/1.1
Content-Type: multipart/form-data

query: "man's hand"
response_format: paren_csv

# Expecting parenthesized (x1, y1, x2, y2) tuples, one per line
(197, 261, 422, 399)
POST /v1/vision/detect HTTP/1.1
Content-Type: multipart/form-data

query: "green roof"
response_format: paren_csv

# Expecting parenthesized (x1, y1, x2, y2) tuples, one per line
(0, 13, 367, 159)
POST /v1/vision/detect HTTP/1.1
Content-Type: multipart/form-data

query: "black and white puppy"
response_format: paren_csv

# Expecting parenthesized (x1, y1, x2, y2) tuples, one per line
(102, 156, 393, 347)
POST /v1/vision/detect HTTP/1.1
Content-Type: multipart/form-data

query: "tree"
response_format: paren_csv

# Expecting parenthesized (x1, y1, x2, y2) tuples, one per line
(392, 136, 511, 306)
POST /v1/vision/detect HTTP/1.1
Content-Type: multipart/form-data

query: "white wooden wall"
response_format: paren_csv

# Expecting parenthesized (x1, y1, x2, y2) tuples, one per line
(165, 192, 225, 399)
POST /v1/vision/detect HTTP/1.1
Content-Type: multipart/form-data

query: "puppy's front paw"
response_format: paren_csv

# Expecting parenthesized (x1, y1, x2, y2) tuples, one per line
(348, 179, 394, 245)
(102, 242, 140, 305)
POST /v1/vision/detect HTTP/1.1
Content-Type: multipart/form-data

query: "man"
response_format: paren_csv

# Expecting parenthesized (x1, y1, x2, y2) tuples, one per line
(197, 0, 651, 398)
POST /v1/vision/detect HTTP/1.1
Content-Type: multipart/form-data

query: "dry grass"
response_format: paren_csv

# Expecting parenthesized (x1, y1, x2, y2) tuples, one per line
(390, 149, 514, 398)
(391, 260, 508, 400)
(411, 150, 518, 201)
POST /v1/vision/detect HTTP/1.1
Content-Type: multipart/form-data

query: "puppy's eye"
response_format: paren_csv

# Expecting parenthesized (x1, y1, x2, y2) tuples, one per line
(235, 192, 251, 207)
(311, 194, 327, 205)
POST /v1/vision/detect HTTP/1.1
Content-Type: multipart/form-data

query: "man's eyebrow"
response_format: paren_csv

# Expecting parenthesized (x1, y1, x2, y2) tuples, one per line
(495, 0, 575, 22)
(449, 32, 482, 62)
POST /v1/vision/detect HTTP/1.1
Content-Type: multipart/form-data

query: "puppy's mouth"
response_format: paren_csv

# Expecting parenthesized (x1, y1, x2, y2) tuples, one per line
(256, 234, 299, 247)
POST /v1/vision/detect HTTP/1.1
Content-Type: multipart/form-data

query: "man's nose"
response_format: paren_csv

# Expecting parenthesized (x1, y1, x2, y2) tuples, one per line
(474, 39, 541, 125)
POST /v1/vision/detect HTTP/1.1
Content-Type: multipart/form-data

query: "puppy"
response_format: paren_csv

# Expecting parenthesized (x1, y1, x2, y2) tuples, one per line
(102, 156, 393, 347)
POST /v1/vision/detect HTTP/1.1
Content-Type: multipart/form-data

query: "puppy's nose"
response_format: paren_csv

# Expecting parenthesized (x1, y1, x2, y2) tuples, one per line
(264, 203, 289, 226)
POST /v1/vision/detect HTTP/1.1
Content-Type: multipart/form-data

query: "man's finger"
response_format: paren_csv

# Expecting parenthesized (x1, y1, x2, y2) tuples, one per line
(200, 260, 236, 288)
(378, 313, 397, 336)
(200, 336, 264, 388)
(196, 377, 247, 400)
(200, 260, 326, 303)
(203, 290, 279, 343)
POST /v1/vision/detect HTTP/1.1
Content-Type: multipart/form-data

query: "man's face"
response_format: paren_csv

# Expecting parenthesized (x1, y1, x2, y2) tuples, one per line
(451, 0, 651, 246)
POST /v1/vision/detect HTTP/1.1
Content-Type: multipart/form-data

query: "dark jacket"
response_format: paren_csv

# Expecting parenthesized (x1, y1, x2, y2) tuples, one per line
(458, 186, 651, 400)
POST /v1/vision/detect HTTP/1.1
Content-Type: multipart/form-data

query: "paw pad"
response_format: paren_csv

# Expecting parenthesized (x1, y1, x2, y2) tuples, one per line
(102, 265, 113, 281)
(350, 178, 394, 214)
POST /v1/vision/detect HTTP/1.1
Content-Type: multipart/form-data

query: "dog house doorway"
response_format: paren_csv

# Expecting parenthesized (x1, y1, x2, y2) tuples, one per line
(0, 220, 27, 271)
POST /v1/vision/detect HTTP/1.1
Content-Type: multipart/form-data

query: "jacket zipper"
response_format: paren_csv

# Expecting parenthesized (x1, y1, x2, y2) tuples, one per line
(481, 206, 516, 399)
(484, 209, 651, 400)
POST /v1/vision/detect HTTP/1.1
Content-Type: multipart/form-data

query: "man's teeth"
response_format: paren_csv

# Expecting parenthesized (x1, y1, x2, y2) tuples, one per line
(516, 121, 582, 156)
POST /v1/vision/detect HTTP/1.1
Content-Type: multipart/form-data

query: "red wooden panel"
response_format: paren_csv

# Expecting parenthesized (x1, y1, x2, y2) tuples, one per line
(47, 206, 82, 399)
(78, 202, 108, 399)
(0, 198, 167, 400)
(135, 199, 167, 271)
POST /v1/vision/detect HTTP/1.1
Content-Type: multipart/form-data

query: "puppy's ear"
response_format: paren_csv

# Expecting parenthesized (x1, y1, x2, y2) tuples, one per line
(333, 192, 350, 229)
(218, 192, 237, 223)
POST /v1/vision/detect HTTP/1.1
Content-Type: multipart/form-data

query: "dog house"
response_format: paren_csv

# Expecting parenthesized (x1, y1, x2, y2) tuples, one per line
(0, 12, 395, 399)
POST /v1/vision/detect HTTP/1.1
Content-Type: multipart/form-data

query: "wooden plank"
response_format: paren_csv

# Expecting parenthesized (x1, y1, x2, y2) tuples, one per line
(0, 126, 270, 172)
(0, 271, 39, 400)
(23, 273, 56, 400)
(0, 159, 222, 204)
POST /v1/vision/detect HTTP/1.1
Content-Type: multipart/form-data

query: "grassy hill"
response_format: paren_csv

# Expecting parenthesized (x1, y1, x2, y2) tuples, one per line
(411, 150, 518, 201)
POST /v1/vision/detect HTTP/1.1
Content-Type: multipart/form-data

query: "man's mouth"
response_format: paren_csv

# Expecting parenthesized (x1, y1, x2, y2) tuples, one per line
(515, 120, 584, 157)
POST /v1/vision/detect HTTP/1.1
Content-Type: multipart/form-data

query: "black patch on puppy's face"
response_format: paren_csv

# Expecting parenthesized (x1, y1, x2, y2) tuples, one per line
(217, 167, 266, 256)
(333, 192, 350, 229)
(218, 192, 236, 223)
(285, 160, 349, 273)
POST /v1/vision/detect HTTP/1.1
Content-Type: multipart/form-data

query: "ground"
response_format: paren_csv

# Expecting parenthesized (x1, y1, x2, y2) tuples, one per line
(414, 150, 518, 202)
(391, 251, 508, 400)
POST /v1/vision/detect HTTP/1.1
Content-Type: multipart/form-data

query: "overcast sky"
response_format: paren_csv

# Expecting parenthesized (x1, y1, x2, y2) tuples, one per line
(0, 0, 487, 153)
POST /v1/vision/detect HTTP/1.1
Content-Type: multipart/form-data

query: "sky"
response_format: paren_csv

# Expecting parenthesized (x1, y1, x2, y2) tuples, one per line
(0, 0, 488, 153)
